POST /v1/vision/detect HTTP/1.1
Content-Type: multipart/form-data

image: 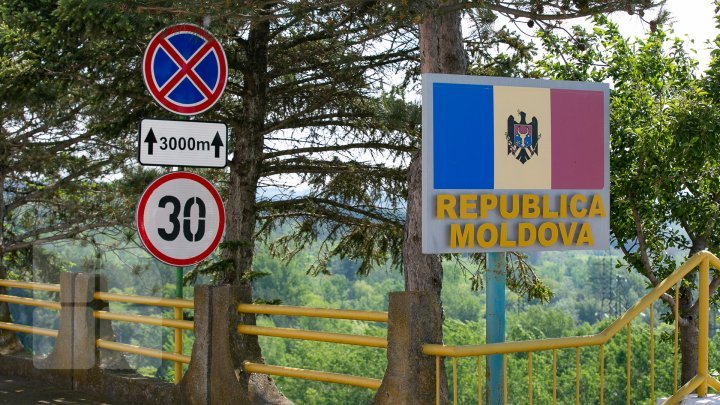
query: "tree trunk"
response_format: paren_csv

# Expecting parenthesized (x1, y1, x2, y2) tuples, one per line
(0, 171, 22, 354)
(677, 243, 708, 384)
(405, 0, 466, 311)
(223, 15, 290, 403)
(679, 309, 699, 385)
(402, 1, 466, 401)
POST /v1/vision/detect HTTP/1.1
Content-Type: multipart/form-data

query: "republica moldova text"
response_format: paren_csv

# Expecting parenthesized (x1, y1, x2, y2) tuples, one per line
(436, 193, 606, 249)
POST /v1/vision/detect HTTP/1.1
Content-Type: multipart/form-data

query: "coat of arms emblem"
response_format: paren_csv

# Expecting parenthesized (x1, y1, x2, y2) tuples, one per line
(506, 111, 539, 164)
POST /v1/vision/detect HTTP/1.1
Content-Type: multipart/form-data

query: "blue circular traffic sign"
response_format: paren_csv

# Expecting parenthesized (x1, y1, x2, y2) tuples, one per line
(143, 24, 228, 115)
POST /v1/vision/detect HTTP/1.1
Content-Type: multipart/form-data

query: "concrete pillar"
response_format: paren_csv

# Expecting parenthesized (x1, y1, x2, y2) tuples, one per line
(374, 291, 447, 405)
(72, 273, 128, 391)
(178, 285, 291, 405)
(34, 272, 76, 388)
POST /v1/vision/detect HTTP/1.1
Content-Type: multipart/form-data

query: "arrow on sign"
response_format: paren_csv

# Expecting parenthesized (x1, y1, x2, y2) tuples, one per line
(144, 128, 158, 155)
(211, 131, 224, 158)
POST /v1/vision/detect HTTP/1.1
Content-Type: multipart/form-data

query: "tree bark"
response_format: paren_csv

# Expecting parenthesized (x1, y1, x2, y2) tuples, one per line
(402, 1, 466, 401)
(405, 0, 466, 307)
(679, 296, 699, 385)
(0, 171, 22, 354)
(223, 14, 290, 403)
(678, 243, 706, 384)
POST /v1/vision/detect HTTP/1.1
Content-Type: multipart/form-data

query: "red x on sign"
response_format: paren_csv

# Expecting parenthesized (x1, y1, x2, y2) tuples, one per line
(143, 24, 228, 116)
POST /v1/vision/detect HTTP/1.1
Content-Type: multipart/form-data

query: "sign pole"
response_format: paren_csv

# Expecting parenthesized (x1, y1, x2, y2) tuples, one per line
(486, 251, 506, 405)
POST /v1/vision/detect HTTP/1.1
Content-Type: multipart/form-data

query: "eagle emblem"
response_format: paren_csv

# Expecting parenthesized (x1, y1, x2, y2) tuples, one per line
(506, 111, 540, 164)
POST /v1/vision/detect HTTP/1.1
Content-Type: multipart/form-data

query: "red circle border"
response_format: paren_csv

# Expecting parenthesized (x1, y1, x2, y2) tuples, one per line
(142, 24, 228, 116)
(136, 172, 226, 267)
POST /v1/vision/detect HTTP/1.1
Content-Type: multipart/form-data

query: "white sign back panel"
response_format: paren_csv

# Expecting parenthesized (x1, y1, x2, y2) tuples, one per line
(139, 119, 227, 168)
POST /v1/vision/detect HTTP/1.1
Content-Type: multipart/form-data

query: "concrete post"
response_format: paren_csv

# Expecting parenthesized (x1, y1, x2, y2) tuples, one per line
(374, 291, 447, 405)
(72, 273, 128, 391)
(33, 272, 76, 388)
(179, 285, 292, 405)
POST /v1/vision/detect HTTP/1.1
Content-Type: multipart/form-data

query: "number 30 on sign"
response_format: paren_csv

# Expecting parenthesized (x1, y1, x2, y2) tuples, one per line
(136, 172, 225, 266)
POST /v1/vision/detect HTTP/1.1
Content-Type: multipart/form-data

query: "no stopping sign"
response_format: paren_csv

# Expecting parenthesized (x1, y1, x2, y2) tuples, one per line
(136, 172, 225, 266)
(143, 24, 228, 115)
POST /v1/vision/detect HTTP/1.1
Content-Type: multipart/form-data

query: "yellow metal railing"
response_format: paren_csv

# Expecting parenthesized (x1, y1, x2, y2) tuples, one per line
(92, 291, 194, 384)
(0, 280, 60, 338)
(238, 303, 387, 389)
(0, 280, 193, 384)
(423, 250, 720, 405)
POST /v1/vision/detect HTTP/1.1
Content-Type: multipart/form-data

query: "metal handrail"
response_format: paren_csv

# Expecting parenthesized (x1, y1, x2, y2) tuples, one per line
(0, 280, 60, 292)
(238, 324, 387, 348)
(239, 303, 388, 391)
(423, 251, 715, 357)
(94, 310, 194, 330)
(243, 361, 381, 390)
(423, 251, 720, 405)
(0, 294, 61, 310)
(94, 291, 194, 309)
(96, 339, 190, 364)
(0, 321, 58, 338)
(238, 303, 388, 322)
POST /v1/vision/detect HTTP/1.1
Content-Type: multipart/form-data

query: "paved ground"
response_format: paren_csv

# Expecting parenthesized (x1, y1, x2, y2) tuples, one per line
(0, 375, 115, 405)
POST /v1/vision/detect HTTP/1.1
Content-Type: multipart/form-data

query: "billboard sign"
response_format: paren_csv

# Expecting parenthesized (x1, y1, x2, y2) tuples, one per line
(422, 74, 610, 253)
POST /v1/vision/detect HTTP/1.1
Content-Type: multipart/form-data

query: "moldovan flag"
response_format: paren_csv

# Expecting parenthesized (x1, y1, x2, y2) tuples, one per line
(432, 82, 605, 190)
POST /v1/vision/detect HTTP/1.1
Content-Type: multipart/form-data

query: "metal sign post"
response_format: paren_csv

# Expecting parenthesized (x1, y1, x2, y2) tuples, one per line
(486, 252, 506, 404)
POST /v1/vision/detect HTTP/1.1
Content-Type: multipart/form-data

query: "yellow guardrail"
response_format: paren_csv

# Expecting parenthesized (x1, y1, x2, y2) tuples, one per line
(243, 361, 382, 390)
(94, 292, 194, 309)
(96, 339, 190, 364)
(238, 303, 388, 322)
(94, 310, 194, 330)
(423, 251, 720, 405)
(238, 324, 387, 348)
(0, 280, 61, 292)
(239, 304, 388, 390)
(0, 294, 61, 311)
(92, 291, 194, 384)
(0, 321, 58, 338)
(0, 281, 60, 338)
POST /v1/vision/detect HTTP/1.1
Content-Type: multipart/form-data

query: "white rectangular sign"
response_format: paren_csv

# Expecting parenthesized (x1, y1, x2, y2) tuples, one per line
(138, 119, 227, 168)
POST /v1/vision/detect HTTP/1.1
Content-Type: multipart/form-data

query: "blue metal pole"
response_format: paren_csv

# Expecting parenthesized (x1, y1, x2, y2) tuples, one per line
(486, 252, 506, 404)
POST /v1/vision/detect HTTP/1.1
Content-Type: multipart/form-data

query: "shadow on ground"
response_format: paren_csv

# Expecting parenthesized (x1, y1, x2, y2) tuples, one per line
(0, 376, 115, 404)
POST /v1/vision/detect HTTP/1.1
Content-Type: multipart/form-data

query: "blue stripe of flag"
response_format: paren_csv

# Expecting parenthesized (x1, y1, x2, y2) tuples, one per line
(433, 83, 494, 189)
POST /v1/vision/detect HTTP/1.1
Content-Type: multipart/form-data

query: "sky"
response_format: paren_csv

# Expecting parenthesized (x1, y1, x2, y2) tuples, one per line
(547, 0, 719, 71)
(610, 0, 718, 70)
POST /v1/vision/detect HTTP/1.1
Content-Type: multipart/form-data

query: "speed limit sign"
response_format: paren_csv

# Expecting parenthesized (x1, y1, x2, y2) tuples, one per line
(136, 172, 225, 266)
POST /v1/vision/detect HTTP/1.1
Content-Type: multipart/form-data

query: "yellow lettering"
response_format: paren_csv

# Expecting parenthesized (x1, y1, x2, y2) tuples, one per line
(499, 223, 516, 247)
(538, 222, 558, 246)
(559, 194, 568, 218)
(518, 222, 536, 247)
(576, 223, 594, 246)
(570, 194, 588, 218)
(542, 195, 558, 219)
(522, 194, 540, 218)
(450, 223, 474, 248)
(476, 223, 498, 248)
(558, 222, 578, 246)
(480, 195, 498, 218)
(436, 194, 457, 219)
(459, 194, 477, 219)
(499, 194, 520, 219)
(588, 194, 606, 218)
